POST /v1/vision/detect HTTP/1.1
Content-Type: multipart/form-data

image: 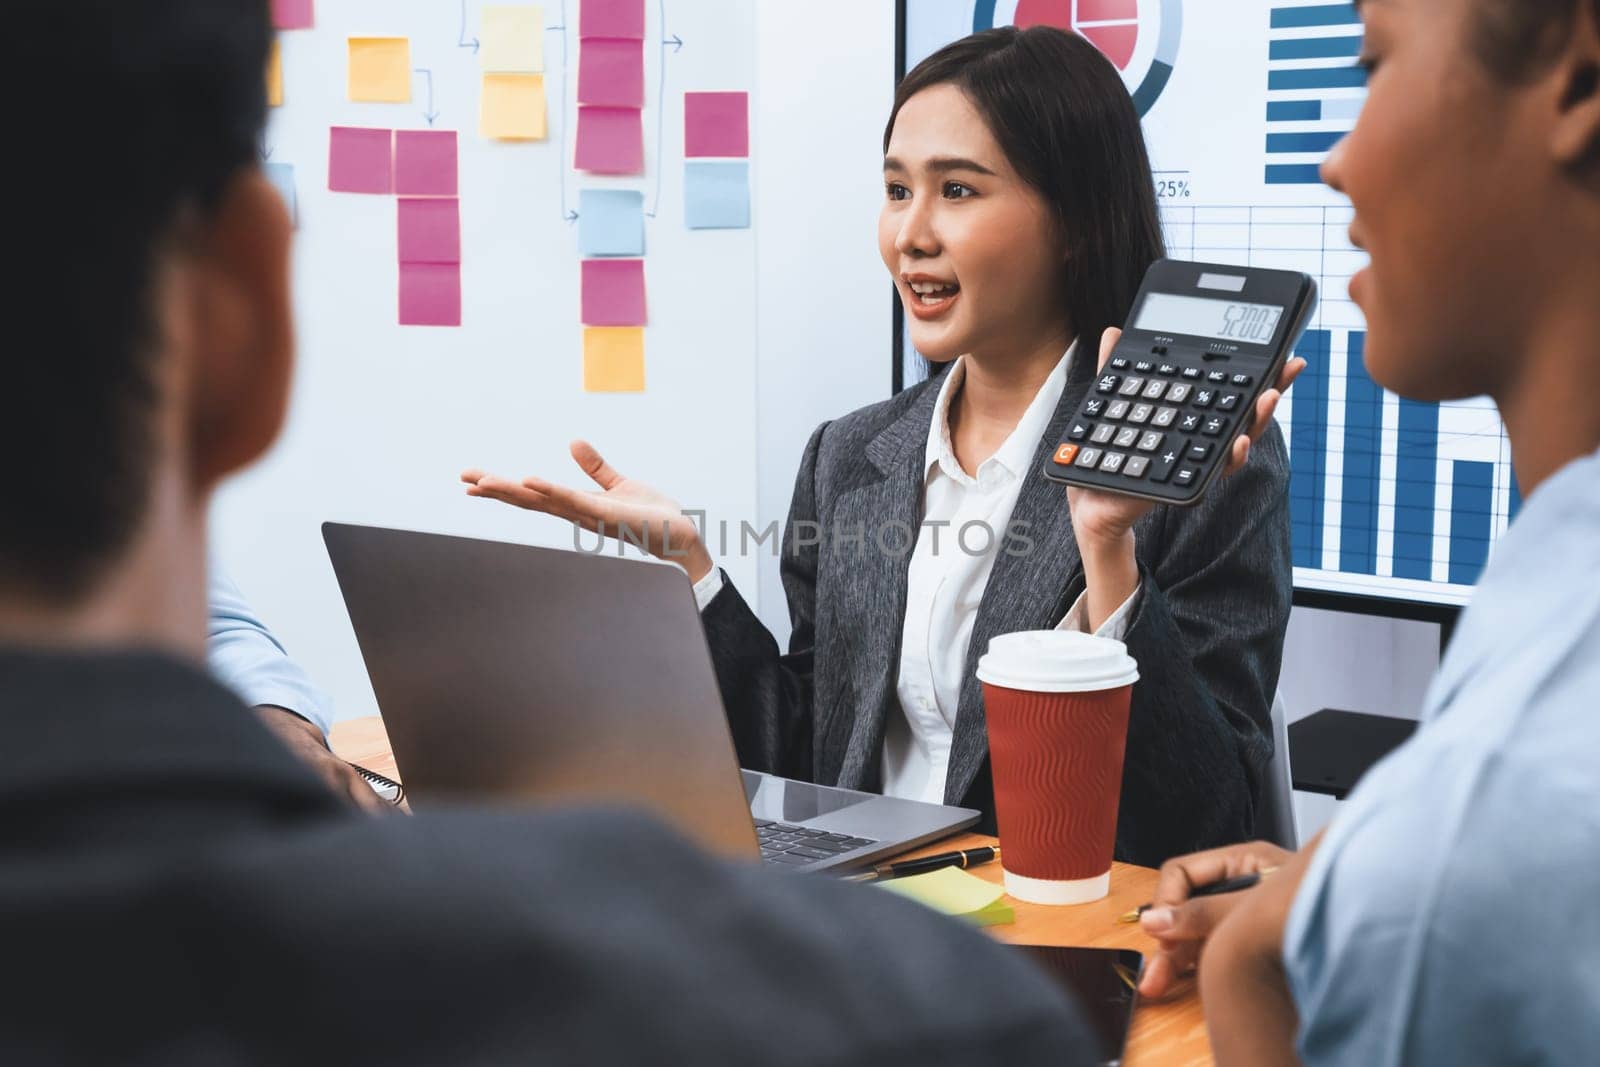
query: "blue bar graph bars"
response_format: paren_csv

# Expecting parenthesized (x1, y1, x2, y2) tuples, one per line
(1449, 462, 1495, 584)
(1270, 3, 1359, 28)
(1339, 334, 1381, 574)
(1281, 324, 1511, 590)
(1267, 66, 1368, 91)
(1267, 131, 1347, 153)
(1269, 35, 1363, 60)
(1393, 399, 1439, 580)
(1266, 164, 1326, 185)
(1289, 330, 1331, 568)
(1266, 5, 1367, 183)
(1268, 100, 1320, 121)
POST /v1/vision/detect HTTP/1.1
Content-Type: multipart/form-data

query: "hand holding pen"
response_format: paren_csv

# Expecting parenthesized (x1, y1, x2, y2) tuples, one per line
(1118, 870, 1275, 924)
(1134, 840, 1295, 1000)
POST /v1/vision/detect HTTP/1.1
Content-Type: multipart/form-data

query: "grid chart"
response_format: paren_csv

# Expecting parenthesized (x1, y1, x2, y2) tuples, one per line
(1161, 204, 1519, 605)
(1265, 2, 1366, 186)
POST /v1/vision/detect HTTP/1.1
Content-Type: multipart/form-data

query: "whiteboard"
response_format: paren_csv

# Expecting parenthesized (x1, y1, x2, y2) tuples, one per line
(215, 0, 760, 720)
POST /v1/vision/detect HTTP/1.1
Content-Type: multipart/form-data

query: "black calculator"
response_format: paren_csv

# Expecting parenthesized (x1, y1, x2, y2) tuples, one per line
(1043, 259, 1317, 506)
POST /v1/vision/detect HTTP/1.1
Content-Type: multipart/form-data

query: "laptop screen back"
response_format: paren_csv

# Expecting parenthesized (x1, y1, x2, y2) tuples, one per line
(323, 523, 760, 862)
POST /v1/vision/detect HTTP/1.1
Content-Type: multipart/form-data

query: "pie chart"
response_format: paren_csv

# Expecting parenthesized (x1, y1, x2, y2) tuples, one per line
(973, 0, 1183, 115)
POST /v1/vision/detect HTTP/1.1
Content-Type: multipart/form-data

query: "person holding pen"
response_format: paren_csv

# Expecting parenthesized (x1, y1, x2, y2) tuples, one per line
(466, 26, 1304, 869)
(208, 566, 387, 811)
(1136, 0, 1600, 1063)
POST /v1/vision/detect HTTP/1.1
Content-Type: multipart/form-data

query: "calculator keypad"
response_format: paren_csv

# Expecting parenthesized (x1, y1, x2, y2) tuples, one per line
(1050, 349, 1252, 500)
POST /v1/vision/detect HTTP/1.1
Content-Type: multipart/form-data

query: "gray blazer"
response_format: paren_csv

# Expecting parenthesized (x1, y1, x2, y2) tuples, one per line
(702, 365, 1292, 868)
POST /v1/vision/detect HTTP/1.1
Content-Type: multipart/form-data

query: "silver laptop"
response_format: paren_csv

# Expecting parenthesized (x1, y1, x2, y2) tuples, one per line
(322, 523, 979, 872)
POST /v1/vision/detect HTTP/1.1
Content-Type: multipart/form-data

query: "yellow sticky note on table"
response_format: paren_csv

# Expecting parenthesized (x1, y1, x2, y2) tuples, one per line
(348, 37, 411, 102)
(877, 867, 1016, 927)
(583, 327, 645, 393)
(267, 39, 283, 106)
(481, 5, 544, 73)
(480, 73, 547, 140)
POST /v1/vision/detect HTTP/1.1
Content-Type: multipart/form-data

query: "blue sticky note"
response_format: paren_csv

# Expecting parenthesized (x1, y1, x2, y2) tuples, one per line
(684, 161, 750, 230)
(578, 189, 645, 256)
(265, 162, 298, 228)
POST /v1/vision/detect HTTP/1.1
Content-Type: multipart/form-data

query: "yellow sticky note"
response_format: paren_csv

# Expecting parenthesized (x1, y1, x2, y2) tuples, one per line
(348, 37, 411, 103)
(480, 73, 547, 140)
(481, 5, 544, 73)
(267, 39, 283, 106)
(877, 868, 1015, 927)
(583, 327, 646, 392)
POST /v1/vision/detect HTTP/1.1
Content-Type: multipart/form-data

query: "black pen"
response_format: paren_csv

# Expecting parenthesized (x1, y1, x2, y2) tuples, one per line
(843, 846, 1001, 883)
(1117, 868, 1277, 924)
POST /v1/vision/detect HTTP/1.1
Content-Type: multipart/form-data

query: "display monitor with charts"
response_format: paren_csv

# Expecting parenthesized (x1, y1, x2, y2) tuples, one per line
(896, 0, 1518, 622)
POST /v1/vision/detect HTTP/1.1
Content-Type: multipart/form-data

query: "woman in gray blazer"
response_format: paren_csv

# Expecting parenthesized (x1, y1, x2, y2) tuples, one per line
(466, 27, 1299, 869)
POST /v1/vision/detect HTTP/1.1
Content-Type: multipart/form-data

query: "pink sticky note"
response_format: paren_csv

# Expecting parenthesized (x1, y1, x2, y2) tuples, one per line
(398, 199, 461, 264)
(580, 0, 645, 39)
(400, 262, 462, 326)
(395, 130, 458, 196)
(685, 92, 749, 158)
(578, 39, 645, 108)
(581, 259, 646, 326)
(575, 107, 643, 174)
(272, 0, 314, 30)
(329, 126, 392, 194)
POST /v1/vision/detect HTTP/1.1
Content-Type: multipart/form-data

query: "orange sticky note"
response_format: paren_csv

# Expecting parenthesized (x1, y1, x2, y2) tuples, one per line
(348, 37, 412, 102)
(583, 327, 645, 392)
(267, 40, 284, 106)
(480, 73, 547, 140)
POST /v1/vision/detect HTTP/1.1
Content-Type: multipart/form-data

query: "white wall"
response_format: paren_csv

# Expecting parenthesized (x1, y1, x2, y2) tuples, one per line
(1280, 609, 1438, 725)
(1282, 608, 1439, 838)
(751, 0, 898, 642)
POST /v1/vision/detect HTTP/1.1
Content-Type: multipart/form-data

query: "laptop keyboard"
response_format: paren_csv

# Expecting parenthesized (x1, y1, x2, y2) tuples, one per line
(755, 819, 877, 866)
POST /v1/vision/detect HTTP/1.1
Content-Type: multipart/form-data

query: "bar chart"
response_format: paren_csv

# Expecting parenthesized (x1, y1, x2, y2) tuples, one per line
(1161, 203, 1518, 604)
(1264, 2, 1365, 186)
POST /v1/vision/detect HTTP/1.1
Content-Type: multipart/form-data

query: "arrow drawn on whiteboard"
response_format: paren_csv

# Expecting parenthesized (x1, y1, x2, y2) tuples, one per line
(414, 68, 439, 125)
(553, 1, 577, 223)
(458, 0, 480, 52)
(645, 0, 676, 218)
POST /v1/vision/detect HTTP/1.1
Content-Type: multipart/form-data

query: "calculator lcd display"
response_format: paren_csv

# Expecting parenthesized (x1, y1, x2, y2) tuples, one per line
(1135, 292, 1285, 344)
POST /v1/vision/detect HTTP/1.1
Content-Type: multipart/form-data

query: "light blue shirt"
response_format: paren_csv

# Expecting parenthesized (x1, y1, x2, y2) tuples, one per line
(1284, 445, 1600, 1065)
(207, 568, 332, 736)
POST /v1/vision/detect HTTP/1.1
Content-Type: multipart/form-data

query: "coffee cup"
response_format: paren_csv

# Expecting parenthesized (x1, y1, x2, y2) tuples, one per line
(977, 630, 1139, 905)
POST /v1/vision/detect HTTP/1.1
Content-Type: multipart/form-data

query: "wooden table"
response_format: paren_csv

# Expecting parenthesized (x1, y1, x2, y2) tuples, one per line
(332, 717, 1211, 1065)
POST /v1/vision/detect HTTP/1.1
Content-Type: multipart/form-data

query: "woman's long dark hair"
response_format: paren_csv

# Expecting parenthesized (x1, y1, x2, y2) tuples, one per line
(888, 27, 1166, 384)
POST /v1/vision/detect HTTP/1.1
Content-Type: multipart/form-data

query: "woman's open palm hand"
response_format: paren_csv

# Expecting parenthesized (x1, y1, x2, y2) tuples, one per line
(462, 441, 713, 580)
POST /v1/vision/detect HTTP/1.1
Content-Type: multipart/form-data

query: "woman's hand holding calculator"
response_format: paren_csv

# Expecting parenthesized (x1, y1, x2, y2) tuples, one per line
(1066, 327, 1306, 543)
(1064, 327, 1305, 630)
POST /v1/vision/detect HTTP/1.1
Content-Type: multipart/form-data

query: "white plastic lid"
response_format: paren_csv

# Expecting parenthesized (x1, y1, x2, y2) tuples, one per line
(975, 630, 1139, 693)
